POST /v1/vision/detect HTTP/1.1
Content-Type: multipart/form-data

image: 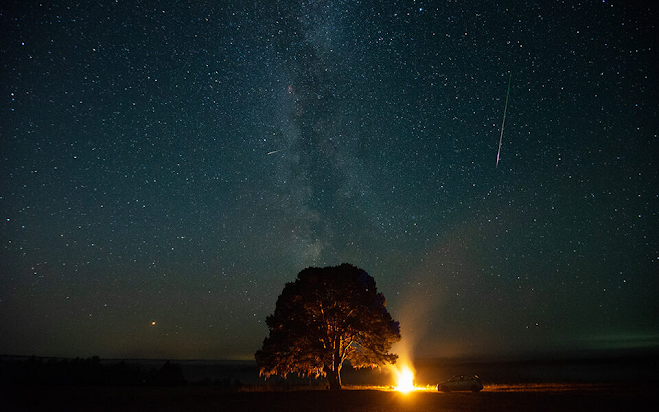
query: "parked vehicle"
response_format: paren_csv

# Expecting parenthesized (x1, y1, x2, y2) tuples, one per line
(437, 375, 483, 392)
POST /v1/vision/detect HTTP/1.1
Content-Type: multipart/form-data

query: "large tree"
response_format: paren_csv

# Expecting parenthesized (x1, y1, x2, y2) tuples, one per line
(255, 263, 401, 390)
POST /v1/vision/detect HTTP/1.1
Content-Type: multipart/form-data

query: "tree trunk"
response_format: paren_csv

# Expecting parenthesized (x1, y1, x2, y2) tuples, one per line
(326, 368, 341, 390)
(326, 342, 343, 390)
(325, 335, 344, 390)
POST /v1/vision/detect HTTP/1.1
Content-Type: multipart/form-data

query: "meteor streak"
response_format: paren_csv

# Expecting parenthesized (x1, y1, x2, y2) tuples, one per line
(267, 149, 283, 155)
(496, 72, 512, 168)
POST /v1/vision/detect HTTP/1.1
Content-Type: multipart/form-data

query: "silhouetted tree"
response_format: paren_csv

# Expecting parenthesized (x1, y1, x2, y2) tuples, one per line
(0, 357, 186, 386)
(153, 360, 186, 386)
(255, 264, 400, 390)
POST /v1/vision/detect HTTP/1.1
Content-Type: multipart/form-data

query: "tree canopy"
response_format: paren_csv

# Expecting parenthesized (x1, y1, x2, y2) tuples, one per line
(255, 263, 400, 389)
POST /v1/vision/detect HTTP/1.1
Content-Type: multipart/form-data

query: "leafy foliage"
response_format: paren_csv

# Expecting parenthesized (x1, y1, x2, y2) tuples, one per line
(255, 264, 400, 389)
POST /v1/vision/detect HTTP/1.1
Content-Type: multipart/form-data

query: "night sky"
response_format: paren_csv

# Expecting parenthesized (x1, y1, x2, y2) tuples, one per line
(1, 1, 657, 362)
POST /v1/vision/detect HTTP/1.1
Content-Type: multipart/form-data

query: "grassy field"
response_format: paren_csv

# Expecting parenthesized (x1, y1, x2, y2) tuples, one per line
(3, 384, 656, 412)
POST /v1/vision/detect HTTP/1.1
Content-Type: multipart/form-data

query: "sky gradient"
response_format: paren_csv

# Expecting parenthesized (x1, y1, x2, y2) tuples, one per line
(1, 1, 657, 361)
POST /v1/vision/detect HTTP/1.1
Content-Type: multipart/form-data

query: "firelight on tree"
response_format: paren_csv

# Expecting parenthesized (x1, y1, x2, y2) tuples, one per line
(255, 264, 401, 390)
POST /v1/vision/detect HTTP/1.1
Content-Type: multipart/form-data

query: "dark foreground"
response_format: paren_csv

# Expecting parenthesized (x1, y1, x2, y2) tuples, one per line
(3, 384, 656, 412)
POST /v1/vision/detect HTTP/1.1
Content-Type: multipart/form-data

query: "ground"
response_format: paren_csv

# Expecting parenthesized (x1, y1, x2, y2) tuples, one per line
(3, 384, 656, 412)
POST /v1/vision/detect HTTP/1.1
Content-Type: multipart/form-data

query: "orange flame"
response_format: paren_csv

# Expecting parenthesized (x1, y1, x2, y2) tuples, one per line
(394, 364, 416, 393)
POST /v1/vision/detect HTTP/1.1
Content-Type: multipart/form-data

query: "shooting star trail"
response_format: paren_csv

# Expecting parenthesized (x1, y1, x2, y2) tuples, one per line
(496, 72, 512, 168)
(268, 149, 283, 155)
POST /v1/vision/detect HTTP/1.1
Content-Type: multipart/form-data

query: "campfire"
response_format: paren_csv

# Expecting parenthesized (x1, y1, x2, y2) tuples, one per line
(395, 364, 416, 393)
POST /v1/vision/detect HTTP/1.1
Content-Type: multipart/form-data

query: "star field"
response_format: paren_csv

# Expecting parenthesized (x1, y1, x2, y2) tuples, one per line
(1, 1, 657, 360)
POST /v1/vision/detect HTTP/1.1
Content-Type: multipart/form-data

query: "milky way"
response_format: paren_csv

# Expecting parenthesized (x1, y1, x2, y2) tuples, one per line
(1, 1, 657, 360)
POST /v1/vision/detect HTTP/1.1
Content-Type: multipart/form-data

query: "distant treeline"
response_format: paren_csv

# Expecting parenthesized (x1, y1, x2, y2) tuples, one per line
(1, 356, 186, 386)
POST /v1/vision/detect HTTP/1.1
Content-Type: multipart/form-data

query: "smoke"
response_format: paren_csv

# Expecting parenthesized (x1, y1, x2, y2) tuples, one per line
(391, 225, 486, 362)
